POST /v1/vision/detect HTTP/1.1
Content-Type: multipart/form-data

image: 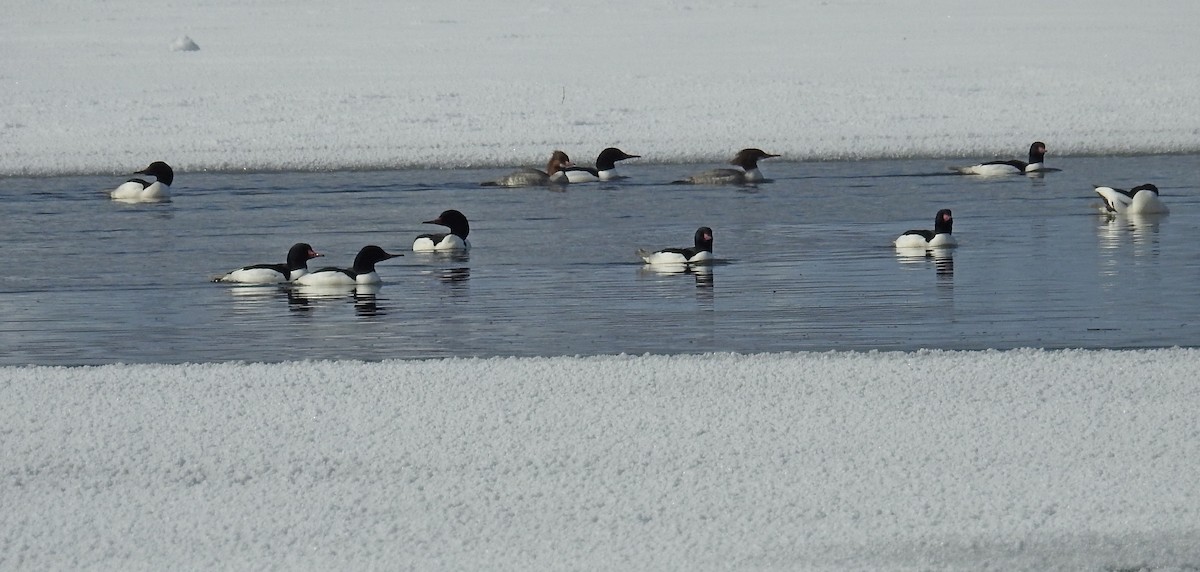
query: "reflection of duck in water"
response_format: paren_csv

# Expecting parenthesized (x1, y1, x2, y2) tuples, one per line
(894, 209, 956, 249)
(1094, 183, 1169, 215)
(950, 141, 1050, 175)
(481, 151, 574, 187)
(638, 226, 714, 266)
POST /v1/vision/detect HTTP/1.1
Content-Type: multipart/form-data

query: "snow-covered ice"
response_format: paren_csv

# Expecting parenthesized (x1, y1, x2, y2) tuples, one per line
(5, 350, 1200, 570)
(4, 0, 1200, 568)
(3, 0, 1200, 175)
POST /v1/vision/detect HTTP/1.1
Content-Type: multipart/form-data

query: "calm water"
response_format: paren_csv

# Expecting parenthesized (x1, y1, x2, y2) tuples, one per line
(2, 155, 1198, 366)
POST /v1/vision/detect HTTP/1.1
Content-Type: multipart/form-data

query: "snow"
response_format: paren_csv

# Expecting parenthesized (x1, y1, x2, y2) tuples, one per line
(5, 350, 1200, 570)
(3, 0, 1200, 175)
(4, 0, 1200, 569)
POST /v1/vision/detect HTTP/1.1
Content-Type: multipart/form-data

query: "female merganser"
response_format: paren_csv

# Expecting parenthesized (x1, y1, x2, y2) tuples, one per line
(413, 209, 471, 251)
(212, 242, 323, 283)
(293, 245, 402, 286)
(481, 151, 573, 187)
(674, 148, 779, 185)
(1094, 183, 1169, 215)
(110, 161, 174, 201)
(637, 226, 714, 265)
(558, 147, 641, 182)
(894, 209, 957, 248)
(951, 142, 1048, 175)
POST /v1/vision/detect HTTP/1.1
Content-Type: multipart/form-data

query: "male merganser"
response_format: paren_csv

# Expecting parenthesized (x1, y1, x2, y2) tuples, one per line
(674, 148, 779, 185)
(110, 161, 174, 201)
(481, 151, 574, 187)
(894, 209, 957, 248)
(558, 147, 641, 182)
(413, 209, 471, 251)
(951, 142, 1048, 175)
(212, 242, 323, 283)
(292, 245, 402, 286)
(637, 227, 714, 265)
(1094, 183, 1169, 215)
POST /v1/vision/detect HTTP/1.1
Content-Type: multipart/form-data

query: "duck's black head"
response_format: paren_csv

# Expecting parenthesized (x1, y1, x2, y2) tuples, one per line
(1028, 142, 1047, 163)
(135, 161, 174, 185)
(730, 148, 780, 170)
(595, 147, 641, 170)
(352, 245, 403, 273)
(934, 209, 953, 234)
(287, 242, 323, 269)
(424, 209, 470, 238)
(694, 226, 714, 251)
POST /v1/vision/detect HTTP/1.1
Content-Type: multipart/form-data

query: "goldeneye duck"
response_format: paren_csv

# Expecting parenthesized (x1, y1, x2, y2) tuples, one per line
(293, 245, 402, 286)
(110, 161, 174, 201)
(558, 147, 641, 183)
(212, 242, 323, 283)
(674, 148, 779, 185)
(481, 151, 573, 187)
(894, 209, 957, 248)
(1095, 183, 1169, 215)
(413, 209, 471, 252)
(951, 141, 1049, 175)
(637, 226, 714, 265)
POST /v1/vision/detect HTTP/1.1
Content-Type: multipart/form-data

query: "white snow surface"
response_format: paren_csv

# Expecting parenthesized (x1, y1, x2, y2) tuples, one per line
(5, 350, 1200, 570)
(3, 0, 1200, 175)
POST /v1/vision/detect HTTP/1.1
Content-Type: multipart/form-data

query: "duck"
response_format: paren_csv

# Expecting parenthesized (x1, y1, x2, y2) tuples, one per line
(637, 227, 714, 265)
(212, 243, 323, 284)
(950, 141, 1048, 175)
(110, 161, 174, 201)
(292, 245, 402, 286)
(481, 151, 574, 187)
(674, 148, 779, 185)
(1094, 183, 1169, 215)
(413, 209, 471, 252)
(557, 147, 641, 182)
(894, 209, 957, 248)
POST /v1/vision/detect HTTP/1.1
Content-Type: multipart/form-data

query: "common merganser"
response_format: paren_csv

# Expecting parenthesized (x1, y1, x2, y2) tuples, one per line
(413, 209, 471, 252)
(558, 147, 641, 182)
(637, 227, 714, 265)
(674, 148, 779, 185)
(212, 242, 323, 283)
(481, 151, 573, 187)
(894, 209, 957, 248)
(110, 161, 174, 201)
(951, 142, 1048, 175)
(292, 245, 402, 286)
(1095, 183, 1169, 215)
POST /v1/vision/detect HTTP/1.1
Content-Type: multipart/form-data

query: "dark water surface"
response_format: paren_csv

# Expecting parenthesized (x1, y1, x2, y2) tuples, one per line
(2, 155, 1198, 365)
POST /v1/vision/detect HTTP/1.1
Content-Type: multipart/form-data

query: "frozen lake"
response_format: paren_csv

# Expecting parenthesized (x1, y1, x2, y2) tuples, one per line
(2, 153, 1197, 366)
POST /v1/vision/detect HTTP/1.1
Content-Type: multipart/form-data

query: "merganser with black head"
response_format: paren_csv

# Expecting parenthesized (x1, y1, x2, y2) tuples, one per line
(638, 227, 714, 265)
(894, 209, 957, 248)
(1094, 183, 1169, 215)
(293, 245, 402, 286)
(951, 142, 1048, 175)
(413, 209, 471, 252)
(481, 151, 573, 187)
(213, 242, 323, 283)
(674, 148, 779, 185)
(558, 147, 641, 182)
(110, 161, 174, 201)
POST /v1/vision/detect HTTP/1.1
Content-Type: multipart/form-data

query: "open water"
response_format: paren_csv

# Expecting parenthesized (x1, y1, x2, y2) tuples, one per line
(2, 154, 1197, 366)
